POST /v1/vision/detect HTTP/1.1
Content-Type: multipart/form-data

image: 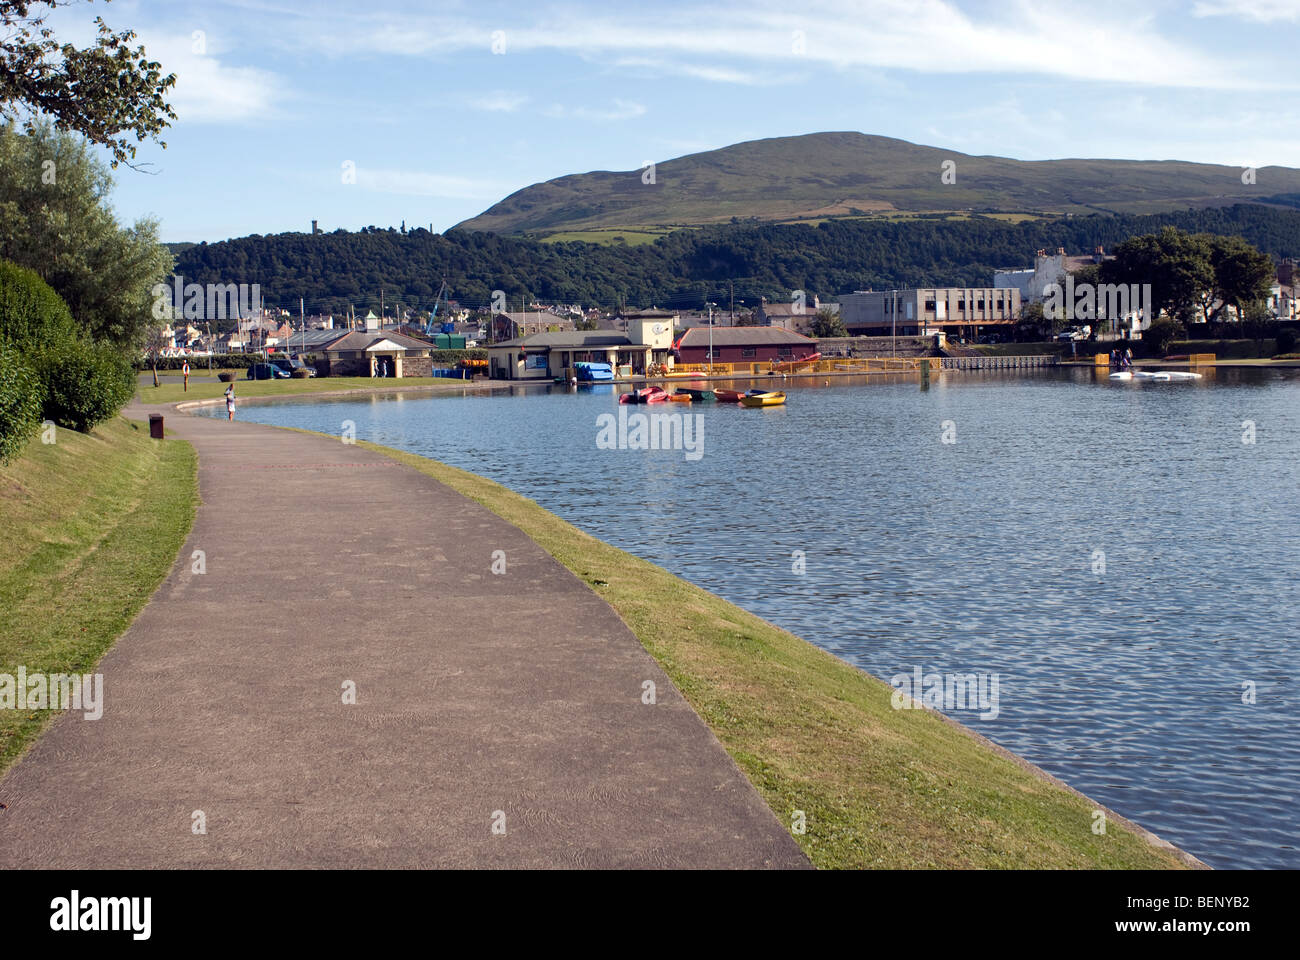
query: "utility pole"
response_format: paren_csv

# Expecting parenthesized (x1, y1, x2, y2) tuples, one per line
(380, 288, 384, 324)
(729, 280, 734, 325)
(300, 298, 305, 356)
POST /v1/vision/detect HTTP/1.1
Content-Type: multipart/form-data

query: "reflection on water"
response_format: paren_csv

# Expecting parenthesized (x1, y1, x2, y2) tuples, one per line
(208, 366, 1300, 868)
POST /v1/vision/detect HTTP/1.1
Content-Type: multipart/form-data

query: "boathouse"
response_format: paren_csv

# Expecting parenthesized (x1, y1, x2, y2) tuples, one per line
(487, 317, 674, 380)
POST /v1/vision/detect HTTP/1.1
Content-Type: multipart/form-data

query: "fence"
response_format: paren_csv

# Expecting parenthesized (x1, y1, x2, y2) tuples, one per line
(938, 355, 1059, 371)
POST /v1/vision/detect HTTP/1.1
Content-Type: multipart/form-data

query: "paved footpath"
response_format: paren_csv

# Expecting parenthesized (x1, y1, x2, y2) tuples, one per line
(0, 403, 807, 869)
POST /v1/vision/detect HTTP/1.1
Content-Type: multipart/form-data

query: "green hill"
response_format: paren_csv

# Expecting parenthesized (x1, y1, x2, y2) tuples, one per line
(453, 132, 1300, 235)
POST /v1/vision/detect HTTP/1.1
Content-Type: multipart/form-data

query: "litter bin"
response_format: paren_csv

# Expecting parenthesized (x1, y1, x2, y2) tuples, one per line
(149, 414, 164, 439)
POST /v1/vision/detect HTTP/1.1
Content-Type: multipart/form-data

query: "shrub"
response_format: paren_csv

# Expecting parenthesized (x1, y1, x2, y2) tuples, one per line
(290, 368, 311, 378)
(1145, 318, 1184, 356)
(1277, 328, 1297, 355)
(0, 339, 43, 463)
(37, 339, 135, 432)
(0, 260, 77, 352)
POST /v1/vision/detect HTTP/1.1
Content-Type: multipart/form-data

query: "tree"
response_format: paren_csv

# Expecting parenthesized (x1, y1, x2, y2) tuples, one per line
(1102, 227, 1213, 324)
(1, 0, 176, 168)
(1013, 301, 1048, 341)
(809, 307, 847, 338)
(1204, 234, 1274, 326)
(1144, 316, 1184, 355)
(0, 121, 173, 347)
(143, 323, 167, 386)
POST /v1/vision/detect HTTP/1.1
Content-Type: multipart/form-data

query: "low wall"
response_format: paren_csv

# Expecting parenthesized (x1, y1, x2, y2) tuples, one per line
(815, 336, 941, 358)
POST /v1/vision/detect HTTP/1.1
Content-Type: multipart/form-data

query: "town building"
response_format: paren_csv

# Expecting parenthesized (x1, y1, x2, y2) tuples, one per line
(838, 288, 1021, 338)
(994, 247, 1112, 302)
(673, 326, 818, 364)
(487, 316, 674, 380)
(489, 311, 578, 341)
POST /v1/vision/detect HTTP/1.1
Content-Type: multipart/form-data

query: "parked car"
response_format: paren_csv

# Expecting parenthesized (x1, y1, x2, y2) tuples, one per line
(247, 363, 290, 380)
(269, 356, 316, 377)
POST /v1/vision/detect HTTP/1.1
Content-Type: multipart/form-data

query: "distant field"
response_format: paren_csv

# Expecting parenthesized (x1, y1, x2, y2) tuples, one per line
(540, 228, 674, 246)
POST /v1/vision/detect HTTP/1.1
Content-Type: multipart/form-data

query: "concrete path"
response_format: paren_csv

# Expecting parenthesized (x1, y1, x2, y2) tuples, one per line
(0, 403, 807, 869)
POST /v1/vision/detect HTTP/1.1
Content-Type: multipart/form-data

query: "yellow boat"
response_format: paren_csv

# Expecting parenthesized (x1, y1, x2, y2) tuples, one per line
(739, 390, 786, 407)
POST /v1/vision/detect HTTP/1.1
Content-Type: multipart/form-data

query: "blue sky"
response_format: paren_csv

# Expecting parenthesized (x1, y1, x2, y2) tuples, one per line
(48, 0, 1300, 242)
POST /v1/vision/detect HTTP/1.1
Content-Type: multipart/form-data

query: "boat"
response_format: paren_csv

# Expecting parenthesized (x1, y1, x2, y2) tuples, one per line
(1109, 371, 1133, 381)
(679, 388, 716, 402)
(1135, 370, 1202, 381)
(574, 361, 614, 382)
(772, 352, 822, 371)
(739, 390, 787, 407)
(667, 392, 692, 403)
(713, 389, 745, 403)
(619, 385, 669, 404)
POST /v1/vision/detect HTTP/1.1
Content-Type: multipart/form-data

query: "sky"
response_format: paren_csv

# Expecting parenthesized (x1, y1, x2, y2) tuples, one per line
(40, 0, 1300, 242)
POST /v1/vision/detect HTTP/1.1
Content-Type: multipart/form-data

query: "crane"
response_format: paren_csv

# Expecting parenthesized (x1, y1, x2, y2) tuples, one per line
(422, 280, 450, 337)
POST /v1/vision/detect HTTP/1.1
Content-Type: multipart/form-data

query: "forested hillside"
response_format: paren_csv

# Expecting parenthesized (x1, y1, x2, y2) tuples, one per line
(171, 204, 1300, 318)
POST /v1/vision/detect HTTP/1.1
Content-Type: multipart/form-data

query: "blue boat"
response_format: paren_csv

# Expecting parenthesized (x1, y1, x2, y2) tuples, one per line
(574, 361, 614, 382)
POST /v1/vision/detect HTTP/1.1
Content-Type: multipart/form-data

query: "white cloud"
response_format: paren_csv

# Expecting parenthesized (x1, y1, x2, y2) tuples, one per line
(542, 99, 647, 121)
(138, 31, 281, 123)
(1192, 0, 1300, 21)
(353, 167, 509, 199)
(468, 91, 530, 112)
(273, 0, 1279, 92)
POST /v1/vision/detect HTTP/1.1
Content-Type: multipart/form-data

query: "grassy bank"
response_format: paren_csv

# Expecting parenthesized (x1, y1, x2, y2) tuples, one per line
(352, 436, 1192, 869)
(0, 417, 198, 774)
(136, 375, 467, 405)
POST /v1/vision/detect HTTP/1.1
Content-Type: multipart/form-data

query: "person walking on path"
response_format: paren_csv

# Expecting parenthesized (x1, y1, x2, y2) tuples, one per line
(225, 383, 236, 421)
(182, 360, 190, 392)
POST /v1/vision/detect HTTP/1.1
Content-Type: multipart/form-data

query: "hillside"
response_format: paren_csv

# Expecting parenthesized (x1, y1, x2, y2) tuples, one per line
(172, 204, 1300, 319)
(453, 132, 1300, 235)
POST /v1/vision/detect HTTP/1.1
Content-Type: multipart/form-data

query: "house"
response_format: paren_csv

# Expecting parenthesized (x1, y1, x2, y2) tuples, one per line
(838, 287, 1021, 339)
(490, 311, 578, 341)
(312, 329, 436, 378)
(755, 296, 831, 335)
(674, 326, 818, 364)
(487, 316, 674, 380)
(995, 247, 1113, 302)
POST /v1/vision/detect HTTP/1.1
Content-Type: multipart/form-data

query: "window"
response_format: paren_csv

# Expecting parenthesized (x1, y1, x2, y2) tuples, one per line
(742, 347, 756, 358)
(778, 347, 793, 357)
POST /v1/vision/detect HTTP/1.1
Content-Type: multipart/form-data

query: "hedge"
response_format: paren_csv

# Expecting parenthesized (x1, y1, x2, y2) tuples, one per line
(37, 339, 135, 433)
(0, 339, 42, 464)
(136, 353, 270, 371)
(0, 260, 77, 352)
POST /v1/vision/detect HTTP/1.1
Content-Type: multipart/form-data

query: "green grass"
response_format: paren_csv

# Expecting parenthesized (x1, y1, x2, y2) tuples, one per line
(541, 228, 675, 246)
(136, 375, 466, 405)
(974, 341, 1072, 358)
(347, 435, 1193, 870)
(0, 417, 198, 774)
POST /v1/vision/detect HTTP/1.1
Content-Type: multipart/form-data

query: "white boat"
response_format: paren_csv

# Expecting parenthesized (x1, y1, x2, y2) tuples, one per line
(1134, 370, 1202, 381)
(1109, 371, 1133, 381)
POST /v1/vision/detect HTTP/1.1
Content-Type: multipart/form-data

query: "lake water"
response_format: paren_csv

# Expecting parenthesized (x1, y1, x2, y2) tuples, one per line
(206, 367, 1300, 868)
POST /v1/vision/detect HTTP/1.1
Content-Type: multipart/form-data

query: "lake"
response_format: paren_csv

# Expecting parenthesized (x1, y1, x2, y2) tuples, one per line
(205, 366, 1300, 868)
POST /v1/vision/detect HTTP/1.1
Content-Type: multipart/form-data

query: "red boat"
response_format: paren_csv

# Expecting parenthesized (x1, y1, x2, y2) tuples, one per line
(713, 389, 745, 403)
(619, 385, 669, 404)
